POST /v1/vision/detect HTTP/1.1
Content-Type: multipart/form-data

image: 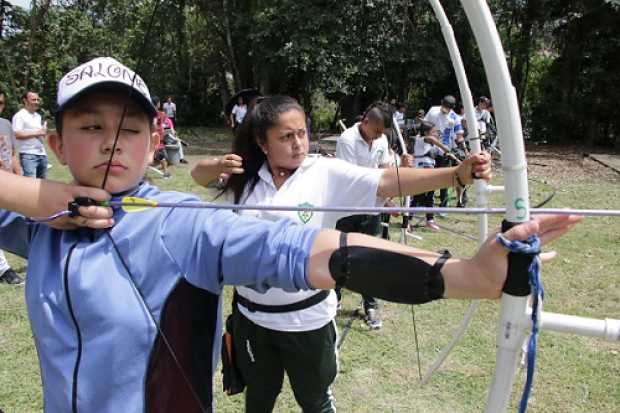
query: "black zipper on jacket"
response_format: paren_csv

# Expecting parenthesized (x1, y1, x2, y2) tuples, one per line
(64, 242, 82, 413)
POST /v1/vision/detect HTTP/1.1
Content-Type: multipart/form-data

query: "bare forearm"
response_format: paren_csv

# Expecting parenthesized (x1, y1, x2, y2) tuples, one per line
(12, 155, 22, 175)
(0, 171, 111, 220)
(15, 130, 44, 140)
(377, 166, 458, 198)
(307, 230, 498, 300)
(0, 171, 45, 216)
(191, 158, 223, 186)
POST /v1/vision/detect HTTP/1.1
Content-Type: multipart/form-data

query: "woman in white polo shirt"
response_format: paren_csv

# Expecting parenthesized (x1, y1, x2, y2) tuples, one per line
(192, 96, 492, 413)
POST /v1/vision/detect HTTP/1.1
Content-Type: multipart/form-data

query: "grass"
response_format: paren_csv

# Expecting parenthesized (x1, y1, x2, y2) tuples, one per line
(0, 134, 619, 412)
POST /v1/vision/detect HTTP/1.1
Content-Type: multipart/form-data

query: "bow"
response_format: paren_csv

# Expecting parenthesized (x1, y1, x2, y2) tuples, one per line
(420, 0, 489, 388)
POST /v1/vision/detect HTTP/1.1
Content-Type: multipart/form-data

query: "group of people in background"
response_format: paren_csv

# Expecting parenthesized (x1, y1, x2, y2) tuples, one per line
(151, 95, 186, 179)
(396, 95, 495, 230)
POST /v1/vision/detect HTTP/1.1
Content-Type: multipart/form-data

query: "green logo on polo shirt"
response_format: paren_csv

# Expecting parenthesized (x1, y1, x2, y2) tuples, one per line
(297, 202, 314, 224)
(375, 149, 384, 162)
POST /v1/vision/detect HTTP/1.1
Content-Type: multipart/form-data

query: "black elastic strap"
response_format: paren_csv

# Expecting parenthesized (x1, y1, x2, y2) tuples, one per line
(336, 232, 350, 289)
(235, 290, 330, 313)
(430, 249, 452, 286)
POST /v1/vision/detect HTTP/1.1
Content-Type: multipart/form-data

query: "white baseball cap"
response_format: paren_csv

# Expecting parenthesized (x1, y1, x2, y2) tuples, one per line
(56, 57, 156, 118)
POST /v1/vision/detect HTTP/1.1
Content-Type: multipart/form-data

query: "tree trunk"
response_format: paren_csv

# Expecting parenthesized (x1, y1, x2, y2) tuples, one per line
(217, 63, 231, 112)
(221, 0, 241, 91)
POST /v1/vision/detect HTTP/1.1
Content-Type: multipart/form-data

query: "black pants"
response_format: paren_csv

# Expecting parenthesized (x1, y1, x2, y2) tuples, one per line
(436, 156, 452, 207)
(232, 310, 337, 413)
(334, 214, 380, 311)
(411, 191, 434, 220)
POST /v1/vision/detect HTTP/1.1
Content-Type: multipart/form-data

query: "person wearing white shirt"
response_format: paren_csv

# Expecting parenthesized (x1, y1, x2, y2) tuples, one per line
(163, 96, 177, 125)
(192, 96, 493, 413)
(393, 103, 406, 129)
(475, 96, 494, 147)
(425, 95, 465, 207)
(230, 96, 248, 130)
(12, 90, 48, 178)
(335, 101, 412, 328)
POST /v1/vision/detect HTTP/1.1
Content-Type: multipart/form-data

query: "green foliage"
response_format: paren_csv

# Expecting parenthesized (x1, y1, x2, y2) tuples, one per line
(310, 90, 337, 132)
(530, 1, 620, 147)
(0, 0, 618, 146)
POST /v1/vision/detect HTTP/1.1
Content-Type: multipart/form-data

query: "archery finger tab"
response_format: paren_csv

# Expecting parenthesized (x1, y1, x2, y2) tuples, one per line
(68, 197, 99, 217)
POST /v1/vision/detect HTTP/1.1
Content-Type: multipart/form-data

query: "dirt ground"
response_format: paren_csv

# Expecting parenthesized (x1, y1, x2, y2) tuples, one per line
(525, 146, 620, 185)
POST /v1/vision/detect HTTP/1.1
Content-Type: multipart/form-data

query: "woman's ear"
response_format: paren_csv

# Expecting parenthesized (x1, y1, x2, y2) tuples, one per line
(48, 133, 68, 165)
(257, 140, 268, 155)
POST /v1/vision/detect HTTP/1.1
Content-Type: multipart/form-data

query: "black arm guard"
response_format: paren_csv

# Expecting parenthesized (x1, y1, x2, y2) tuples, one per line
(501, 220, 532, 297)
(328, 232, 446, 304)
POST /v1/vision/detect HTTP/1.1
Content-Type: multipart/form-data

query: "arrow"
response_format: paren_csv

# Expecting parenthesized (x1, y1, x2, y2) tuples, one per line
(92, 197, 620, 217)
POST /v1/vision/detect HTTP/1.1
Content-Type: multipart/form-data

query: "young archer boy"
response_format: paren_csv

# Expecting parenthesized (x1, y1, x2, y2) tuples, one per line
(0, 57, 579, 412)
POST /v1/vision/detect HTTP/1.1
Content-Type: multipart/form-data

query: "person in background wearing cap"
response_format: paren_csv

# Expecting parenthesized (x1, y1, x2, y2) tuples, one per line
(0, 57, 580, 412)
(0, 88, 24, 285)
(12, 90, 49, 178)
(425, 95, 466, 208)
(475, 96, 494, 148)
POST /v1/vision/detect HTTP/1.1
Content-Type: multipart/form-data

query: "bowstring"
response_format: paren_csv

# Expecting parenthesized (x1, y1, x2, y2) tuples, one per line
(101, 1, 160, 190)
(391, 125, 423, 382)
(99, 1, 207, 410)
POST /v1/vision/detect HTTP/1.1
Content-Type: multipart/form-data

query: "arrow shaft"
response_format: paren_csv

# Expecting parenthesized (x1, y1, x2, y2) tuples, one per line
(106, 201, 620, 217)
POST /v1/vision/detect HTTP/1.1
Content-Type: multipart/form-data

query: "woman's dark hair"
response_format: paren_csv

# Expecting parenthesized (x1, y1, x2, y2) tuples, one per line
(223, 95, 304, 203)
(419, 120, 436, 136)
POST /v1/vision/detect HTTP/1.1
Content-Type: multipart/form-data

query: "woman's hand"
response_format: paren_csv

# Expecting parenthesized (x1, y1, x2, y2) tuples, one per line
(456, 151, 492, 184)
(462, 215, 583, 299)
(219, 153, 244, 175)
(400, 154, 413, 168)
(192, 154, 244, 187)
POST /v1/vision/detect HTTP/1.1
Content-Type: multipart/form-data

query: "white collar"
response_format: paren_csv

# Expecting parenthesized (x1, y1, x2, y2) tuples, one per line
(257, 156, 316, 188)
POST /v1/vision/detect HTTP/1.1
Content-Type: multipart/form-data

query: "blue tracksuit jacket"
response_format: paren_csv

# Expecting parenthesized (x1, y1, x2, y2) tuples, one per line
(0, 182, 318, 412)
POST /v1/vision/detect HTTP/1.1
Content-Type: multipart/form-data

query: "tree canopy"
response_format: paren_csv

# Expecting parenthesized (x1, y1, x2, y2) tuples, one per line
(1, 0, 618, 147)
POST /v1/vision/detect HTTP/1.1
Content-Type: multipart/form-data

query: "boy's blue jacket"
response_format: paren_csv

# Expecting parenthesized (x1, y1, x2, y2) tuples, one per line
(0, 182, 318, 412)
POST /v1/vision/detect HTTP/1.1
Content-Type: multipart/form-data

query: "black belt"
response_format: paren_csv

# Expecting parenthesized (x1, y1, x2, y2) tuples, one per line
(235, 290, 330, 313)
